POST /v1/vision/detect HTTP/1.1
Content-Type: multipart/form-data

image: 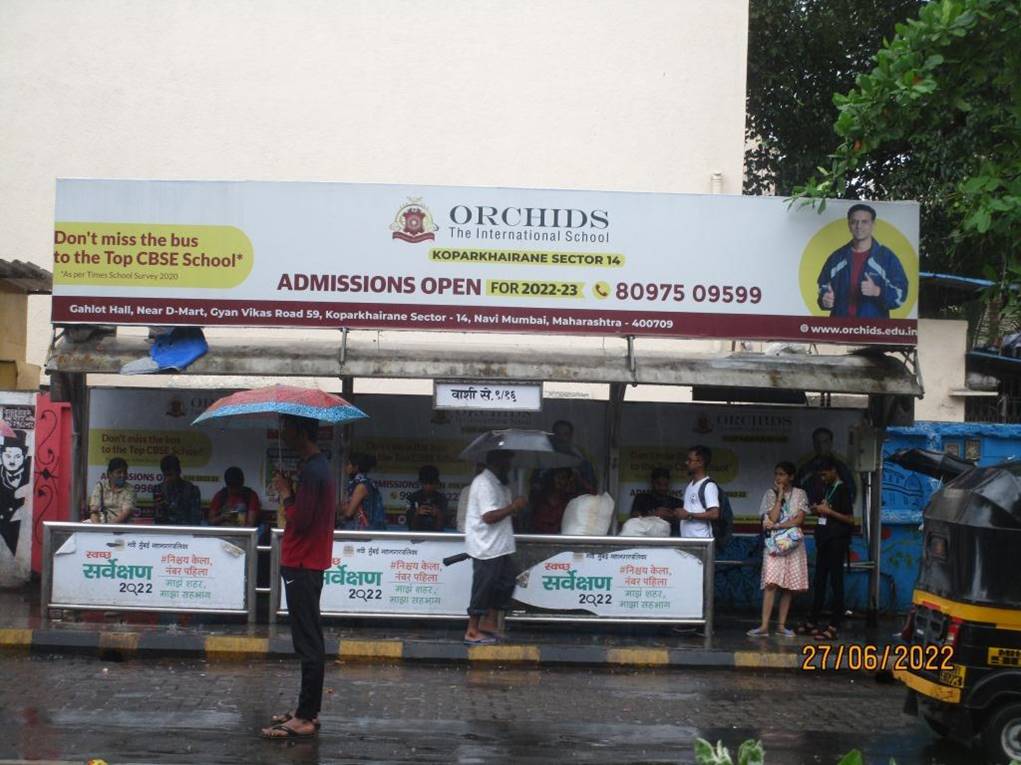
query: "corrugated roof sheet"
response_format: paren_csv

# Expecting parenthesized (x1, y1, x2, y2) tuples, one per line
(0, 259, 52, 294)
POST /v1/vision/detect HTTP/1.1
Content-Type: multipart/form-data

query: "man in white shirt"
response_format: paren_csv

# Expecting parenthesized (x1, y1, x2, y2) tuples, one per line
(463, 450, 526, 644)
(677, 445, 719, 538)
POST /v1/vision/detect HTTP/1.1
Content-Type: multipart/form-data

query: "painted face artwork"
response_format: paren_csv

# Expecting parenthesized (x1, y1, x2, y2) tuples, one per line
(1, 446, 25, 475)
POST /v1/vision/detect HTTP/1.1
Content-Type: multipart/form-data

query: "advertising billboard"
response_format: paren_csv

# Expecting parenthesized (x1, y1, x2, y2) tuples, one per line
(52, 180, 918, 345)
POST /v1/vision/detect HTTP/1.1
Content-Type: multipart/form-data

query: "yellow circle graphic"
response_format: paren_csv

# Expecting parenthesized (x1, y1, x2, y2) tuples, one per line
(799, 218, 918, 318)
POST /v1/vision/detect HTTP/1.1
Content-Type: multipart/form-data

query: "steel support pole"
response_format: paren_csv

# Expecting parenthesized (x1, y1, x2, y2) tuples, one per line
(867, 437, 884, 627)
(339, 376, 354, 504)
(604, 383, 626, 534)
(66, 373, 89, 521)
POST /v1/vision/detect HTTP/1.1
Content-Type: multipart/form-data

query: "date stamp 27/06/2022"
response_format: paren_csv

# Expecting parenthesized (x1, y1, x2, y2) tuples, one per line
(800, 643, 955, 672)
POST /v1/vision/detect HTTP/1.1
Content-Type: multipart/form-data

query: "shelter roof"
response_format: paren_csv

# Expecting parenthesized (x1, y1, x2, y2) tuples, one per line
(46, 332, 922, 396)
(0, 259, 52, 294)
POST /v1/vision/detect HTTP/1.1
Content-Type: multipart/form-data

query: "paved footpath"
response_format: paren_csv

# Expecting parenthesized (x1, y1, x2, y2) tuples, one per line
(0, 588, 907, 671)
(0, 653, 977, 765)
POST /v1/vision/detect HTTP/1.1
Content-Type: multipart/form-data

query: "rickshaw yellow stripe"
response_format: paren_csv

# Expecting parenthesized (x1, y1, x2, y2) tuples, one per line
(894, 669, 961, 704)
(913, 590, 1021, 630)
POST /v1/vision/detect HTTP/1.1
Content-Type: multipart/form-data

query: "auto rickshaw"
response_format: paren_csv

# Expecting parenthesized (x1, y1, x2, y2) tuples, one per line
(889, 449, 1021, 764)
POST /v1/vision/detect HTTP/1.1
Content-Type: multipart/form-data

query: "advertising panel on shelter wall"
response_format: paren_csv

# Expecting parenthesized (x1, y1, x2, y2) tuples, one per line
(52, 180, 918, 345)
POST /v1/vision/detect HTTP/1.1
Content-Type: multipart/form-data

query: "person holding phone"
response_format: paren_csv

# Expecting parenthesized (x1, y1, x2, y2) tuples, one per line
(208, 466, 260, 527)
(802, 456, 855, 640)
(406, 464, 449, 531)
(747, 461, 808, 638)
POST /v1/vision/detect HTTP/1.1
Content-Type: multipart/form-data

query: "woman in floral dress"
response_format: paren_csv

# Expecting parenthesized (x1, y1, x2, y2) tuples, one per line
(747, 461, 809, 637)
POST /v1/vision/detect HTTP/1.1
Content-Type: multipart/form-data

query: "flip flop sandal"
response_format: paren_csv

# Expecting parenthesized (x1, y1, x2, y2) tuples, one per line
(480, 630, 506, 641)
(261, 723, 317, 739)
(813, 627, 838, 641)
(463, 635, 498, 645)
(270, 712, 320, 729)
(795, 622, 816, 636)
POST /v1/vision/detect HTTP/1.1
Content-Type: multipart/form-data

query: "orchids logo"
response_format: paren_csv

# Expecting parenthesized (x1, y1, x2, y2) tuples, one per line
(390, 198, 439, 243)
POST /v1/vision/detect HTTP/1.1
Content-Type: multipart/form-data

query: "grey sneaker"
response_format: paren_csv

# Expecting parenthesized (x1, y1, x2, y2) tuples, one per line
(746, 627, 769, 638)
(778, 627, 796, 638)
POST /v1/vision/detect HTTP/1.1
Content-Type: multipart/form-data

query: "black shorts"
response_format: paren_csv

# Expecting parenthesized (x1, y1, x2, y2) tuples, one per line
(468, 554, 517, 615)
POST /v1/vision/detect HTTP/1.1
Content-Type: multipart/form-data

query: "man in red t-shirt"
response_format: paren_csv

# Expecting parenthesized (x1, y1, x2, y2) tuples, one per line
(817, 203, 909, 318)
(261, 414, 335, 740)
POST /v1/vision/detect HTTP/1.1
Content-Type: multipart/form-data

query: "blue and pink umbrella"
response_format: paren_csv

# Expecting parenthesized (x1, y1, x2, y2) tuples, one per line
(191, 384, 367, 428)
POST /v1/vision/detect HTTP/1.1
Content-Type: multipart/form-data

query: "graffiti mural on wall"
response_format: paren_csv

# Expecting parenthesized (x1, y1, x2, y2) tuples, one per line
(0, 394, 36, 586)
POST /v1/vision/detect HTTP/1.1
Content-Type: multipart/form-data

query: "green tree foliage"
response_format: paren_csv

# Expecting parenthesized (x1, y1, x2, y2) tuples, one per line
(792, 0, 1021, 283)
(744, 0, 920, 197)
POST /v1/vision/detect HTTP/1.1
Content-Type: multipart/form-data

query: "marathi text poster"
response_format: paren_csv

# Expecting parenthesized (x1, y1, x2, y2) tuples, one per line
(51, 532, 248, 610)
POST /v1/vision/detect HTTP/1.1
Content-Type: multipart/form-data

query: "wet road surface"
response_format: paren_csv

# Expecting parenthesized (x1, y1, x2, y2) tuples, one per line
(0, 653, 982, 764)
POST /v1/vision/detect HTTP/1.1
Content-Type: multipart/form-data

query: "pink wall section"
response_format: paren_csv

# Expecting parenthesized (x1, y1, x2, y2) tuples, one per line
(32, 394, 72, 574)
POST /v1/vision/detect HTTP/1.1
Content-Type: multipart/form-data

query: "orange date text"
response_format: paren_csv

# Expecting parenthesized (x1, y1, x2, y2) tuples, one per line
(800, 643, 954, 672)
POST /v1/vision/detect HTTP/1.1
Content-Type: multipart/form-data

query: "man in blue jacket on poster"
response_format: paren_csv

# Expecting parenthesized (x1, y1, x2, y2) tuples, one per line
(817, 204, 909, 318)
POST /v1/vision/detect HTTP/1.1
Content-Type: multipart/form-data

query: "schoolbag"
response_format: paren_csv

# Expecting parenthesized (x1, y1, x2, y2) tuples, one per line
(697, 478, 733, 552)
(363, 479, 388, 531)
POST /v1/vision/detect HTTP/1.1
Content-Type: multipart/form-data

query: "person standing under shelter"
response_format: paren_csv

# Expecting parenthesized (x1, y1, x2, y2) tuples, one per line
(262, 414, 336, 739)
(795, 426, 857, 508)
(208, 466, 261, 527)
(676, 446, 719, 538)
(88, 457, 136, 524)
(747, 461, 809, 638)
(549, 419, 598, 494)
(406, 464, 449, 531)
(529, 467, 577, 534)
(152, 455, 202, 526)
(339, 452, 385, 530)
(802, 456, 855, 641)
(629, 467, 682, 536)
(463, 449, 526, 645)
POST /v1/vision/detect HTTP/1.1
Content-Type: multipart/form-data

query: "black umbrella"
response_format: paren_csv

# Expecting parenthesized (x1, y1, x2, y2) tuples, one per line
(887, 448, 975, 481)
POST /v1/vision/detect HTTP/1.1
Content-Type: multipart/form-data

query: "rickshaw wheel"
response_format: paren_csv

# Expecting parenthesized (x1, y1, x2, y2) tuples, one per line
(982, 701, 1021, 765)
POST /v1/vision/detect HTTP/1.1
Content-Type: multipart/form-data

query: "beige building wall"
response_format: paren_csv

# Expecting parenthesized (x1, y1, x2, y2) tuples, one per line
(1, 0, 750, 372)
(915, 318, 967, 422)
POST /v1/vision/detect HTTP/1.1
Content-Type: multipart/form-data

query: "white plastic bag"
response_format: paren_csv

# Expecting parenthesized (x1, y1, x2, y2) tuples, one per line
(619, 516, 671, 537)
(559, 492, 615, 536)
(456, 485, 471, 532)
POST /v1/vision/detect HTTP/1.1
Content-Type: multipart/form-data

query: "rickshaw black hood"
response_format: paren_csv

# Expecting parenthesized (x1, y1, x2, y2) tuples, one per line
(918, 463, 1021, 609)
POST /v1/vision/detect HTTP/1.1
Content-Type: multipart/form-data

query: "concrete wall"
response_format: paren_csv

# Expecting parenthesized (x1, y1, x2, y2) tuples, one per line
(2, 0, 750, 371)
(0, 287, 41, 389)
(915, 319, 967, 422)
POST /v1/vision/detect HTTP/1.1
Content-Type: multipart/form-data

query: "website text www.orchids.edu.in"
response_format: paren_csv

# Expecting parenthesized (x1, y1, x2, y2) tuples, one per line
(798, 322, 917, 339)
